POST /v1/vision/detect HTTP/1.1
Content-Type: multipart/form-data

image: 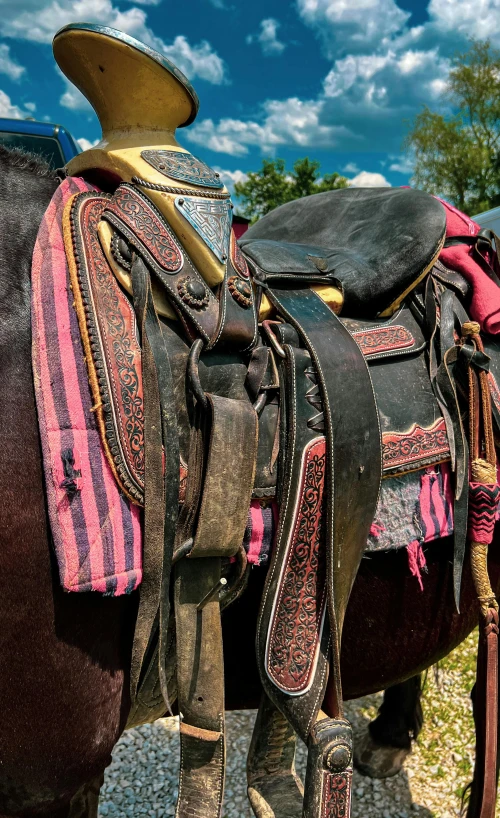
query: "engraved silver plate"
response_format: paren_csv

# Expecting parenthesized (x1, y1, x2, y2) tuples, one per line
(175, 196, 232, 263)
(141, 150, 224, 189)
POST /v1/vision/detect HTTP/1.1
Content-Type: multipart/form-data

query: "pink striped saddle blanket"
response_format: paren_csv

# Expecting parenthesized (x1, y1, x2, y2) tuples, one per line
(32, 178, 490, 595)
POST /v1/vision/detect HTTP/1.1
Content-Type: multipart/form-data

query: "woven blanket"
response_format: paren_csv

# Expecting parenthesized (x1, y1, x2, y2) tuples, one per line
(32, 179, 462, 596)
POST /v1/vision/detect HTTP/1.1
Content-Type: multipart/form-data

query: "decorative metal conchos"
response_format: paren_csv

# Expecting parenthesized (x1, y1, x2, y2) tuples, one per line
(141, 150, 224, 189)
(177, 275, 209, 310)
(228, 275, 252, 308)
(175, 196, 232, 264)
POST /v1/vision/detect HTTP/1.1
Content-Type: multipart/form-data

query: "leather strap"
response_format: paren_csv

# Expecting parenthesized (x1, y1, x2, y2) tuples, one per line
(257, 285, 381, 817)
(266, 287, 382, 707)
(471, 609, 499, 818)
(174, 556, 225, 818)
(129, 254, 180, 710)
(175, 391, 258, 818)
(191, 394, 258, 558)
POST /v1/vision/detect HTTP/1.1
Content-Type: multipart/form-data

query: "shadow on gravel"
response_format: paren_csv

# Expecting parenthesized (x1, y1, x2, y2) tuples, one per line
(98, 708, 436, 818)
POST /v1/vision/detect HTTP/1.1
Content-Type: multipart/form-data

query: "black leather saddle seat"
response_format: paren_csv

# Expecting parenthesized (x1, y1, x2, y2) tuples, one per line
(240, 187, 447, 318)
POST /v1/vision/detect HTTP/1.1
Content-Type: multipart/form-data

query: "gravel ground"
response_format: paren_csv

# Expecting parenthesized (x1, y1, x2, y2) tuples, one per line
(98, 630, 499, 818)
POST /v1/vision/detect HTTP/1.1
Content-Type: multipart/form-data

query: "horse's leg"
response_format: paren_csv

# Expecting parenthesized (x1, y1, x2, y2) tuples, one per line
(247, 693, 304, 818)
(354, 675, 423, 778)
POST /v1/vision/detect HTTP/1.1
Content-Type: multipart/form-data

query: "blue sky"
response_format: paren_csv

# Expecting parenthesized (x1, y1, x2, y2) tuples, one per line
(0, 0, 494, 193)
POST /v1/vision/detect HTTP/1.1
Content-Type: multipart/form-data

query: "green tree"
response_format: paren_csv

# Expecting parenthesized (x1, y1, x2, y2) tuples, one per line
(406, 40, 500, 214)
(234, 157, 349, 222)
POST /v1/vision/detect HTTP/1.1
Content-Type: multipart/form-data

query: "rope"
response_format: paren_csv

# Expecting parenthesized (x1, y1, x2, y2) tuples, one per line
(470, 541, 498, 616)
(131, 177, 231, 200)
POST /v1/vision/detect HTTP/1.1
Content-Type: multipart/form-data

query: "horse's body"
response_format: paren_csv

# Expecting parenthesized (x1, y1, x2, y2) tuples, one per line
(0, 150, 495, 817)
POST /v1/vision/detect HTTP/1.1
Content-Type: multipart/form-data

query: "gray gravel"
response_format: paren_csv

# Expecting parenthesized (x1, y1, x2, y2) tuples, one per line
(98, 631, 498, 818)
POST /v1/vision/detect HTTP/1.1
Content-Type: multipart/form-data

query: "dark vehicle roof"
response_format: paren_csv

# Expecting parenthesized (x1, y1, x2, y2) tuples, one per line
(0, 118, 80, 167)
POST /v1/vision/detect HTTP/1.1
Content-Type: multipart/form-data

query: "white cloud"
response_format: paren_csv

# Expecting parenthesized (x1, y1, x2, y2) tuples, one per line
(59, 77, 93, 111)
(213, 167, 249, 194)
(186, 97, 355, 156)
(388, 154, 414, 174)
(428, 0, 500, 41)
(247, 18, 286, 56)
(348, 170, 391, 186)
(297, 0, 410, 54)
(0, 0, 227, 84)
(342, 161, 360, 173)
(0, 44, 24, 80)
(77, 136, 99, 151)
(0, 88, 34, 118)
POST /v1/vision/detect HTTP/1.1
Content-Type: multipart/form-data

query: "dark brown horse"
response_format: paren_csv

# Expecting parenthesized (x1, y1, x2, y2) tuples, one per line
(0, 148, 497, 817)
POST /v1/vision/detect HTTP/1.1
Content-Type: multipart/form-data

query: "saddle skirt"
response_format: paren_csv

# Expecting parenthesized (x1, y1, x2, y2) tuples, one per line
(31, 177, 476, 596)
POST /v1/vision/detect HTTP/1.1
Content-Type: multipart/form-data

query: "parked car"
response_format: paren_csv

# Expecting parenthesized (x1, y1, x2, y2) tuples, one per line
(0, 118, 80, 168)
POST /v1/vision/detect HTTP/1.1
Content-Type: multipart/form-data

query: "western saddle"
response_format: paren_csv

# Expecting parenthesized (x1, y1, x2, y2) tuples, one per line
(53, 23, 500, 818)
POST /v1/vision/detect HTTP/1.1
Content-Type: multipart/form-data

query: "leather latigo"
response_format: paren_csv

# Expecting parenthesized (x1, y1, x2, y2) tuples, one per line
(266, 436, 327, 694)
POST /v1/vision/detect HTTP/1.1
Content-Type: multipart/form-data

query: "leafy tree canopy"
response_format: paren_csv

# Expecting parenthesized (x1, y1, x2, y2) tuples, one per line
(406, 40, 500, 214)
(234, 157, 349, 222)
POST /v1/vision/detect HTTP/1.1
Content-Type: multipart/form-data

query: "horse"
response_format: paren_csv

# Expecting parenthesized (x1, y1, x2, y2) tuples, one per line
(0, 144, 497, 818)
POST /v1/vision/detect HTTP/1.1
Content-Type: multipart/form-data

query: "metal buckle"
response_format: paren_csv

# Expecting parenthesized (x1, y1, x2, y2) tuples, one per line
(187, 338, 208, 410)
(262, 320, 286, 359)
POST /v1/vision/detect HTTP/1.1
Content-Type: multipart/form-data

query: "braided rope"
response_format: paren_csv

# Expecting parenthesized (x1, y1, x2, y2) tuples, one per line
(131, 176, 231, 200)
(470, 541, 498, 616)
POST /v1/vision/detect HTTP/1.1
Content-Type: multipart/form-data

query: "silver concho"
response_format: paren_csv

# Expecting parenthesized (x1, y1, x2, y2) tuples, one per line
(141, 150, 224, 189)
(175, 196, 232, 264)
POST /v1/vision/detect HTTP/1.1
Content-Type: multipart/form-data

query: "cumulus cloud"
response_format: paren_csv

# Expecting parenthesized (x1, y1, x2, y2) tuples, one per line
(186, 97, 355, 156)
(77, 136, 99, 150)
(213, 167, 249, 194)
(297, 0, 410, 55)
(0, 0, 227, 84)
(0, 44, 24, 80)
(246, 19, 286, 56)
(342, 162, 360, 173)
(0, 88, 34, 118)
(388, 154, 414, 174)
(428, 0, 500, 42)
(348, 170, 391, 186)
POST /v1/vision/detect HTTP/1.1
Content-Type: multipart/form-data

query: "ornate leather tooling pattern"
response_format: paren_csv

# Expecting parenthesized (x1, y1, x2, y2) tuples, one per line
(322, 771, 352, 818)
(105, 185, 183, 273)
(231, 232, 250, 278)
(267, 437, 327, 693)
(175, 196, 232, 264)
(382, 418, 450, 474)
(69, 193, 192, 507)
(141, 149, 224, 189)
(352, 325, 414, 357)
(69, 193, 145, 503)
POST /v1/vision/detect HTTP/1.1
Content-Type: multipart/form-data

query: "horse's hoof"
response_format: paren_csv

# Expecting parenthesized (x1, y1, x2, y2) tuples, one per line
(354, 731, 410, 778)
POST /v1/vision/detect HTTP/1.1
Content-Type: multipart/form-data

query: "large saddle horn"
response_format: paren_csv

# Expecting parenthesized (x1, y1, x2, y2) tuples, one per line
(53, 23, 229, 287)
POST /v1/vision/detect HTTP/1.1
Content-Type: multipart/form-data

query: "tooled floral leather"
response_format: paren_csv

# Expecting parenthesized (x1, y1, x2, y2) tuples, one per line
(105, 185, 183, 273)
(267, 437, 327, 693)
(322, 771, 352, 818)
(72, 194, 145, 502)
(70, 193, 189, 506)
(382, 418, 449, 473)
(231, 231, 250, 278)
(352, 325, 414, 357)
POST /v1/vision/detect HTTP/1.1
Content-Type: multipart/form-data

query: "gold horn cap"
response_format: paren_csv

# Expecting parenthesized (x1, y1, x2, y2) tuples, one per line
(53, 23, 199, 147)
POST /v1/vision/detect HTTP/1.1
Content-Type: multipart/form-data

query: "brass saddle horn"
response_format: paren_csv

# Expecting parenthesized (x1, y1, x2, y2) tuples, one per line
(53, 22, 343, 317)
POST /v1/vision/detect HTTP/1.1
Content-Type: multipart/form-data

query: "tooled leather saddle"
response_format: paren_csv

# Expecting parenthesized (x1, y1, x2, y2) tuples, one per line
(63, 176, 500, 818)
(55, 22, 500, 818)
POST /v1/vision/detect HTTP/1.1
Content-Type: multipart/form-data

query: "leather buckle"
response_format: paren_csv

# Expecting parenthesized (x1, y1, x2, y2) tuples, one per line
(187, 338, 208, 410)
